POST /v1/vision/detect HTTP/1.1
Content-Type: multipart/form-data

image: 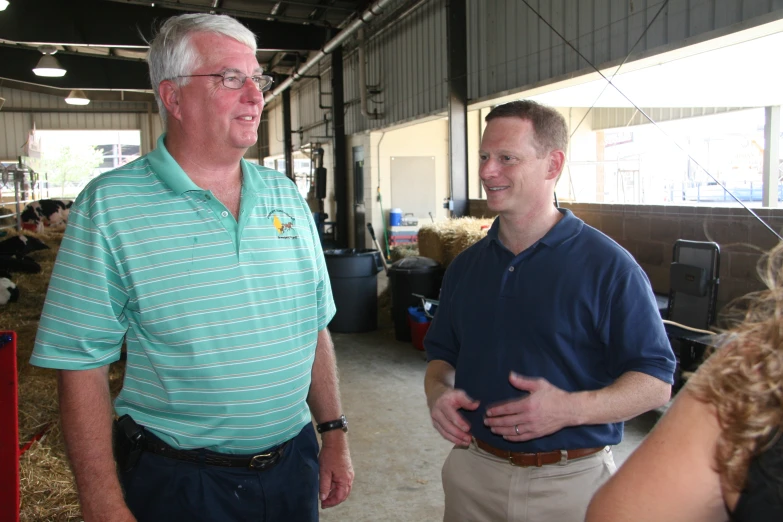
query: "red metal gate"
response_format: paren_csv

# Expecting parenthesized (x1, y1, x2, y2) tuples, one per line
(0, 331, 19, 522)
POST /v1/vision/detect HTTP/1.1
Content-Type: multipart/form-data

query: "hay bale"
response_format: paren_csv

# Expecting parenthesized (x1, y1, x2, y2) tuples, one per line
(390, 243, 419, 262)
(417, 217, 494, 267)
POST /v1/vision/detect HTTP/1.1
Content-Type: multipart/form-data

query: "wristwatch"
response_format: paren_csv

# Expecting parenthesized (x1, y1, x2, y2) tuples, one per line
(316, 414, 348, 434)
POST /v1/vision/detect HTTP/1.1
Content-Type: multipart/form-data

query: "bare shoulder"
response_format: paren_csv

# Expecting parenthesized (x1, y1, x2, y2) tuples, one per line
(586, 390, 729, 522)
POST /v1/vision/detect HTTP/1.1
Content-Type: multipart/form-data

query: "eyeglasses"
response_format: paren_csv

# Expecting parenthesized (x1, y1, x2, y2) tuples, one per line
(174, 72, 274, 92)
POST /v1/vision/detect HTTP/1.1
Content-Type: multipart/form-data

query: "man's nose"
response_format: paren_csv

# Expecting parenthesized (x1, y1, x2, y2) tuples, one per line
(241, 79, 263, 103)
(479, 159, 498, 179)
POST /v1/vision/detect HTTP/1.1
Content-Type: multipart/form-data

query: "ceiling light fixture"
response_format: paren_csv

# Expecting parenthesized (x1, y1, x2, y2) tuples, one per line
(64, 89, 90, 105)
(33, 45, 66, 77)
(0, 1, 9, 12)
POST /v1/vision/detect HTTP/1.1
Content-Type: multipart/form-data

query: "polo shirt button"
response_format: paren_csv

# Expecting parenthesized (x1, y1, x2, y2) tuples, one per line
(508, 266, 515, 272)
(221, 211, 229, 217)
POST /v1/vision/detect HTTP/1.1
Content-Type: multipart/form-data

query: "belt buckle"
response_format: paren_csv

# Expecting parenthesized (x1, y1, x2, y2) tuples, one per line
(248, 451, 275, 470)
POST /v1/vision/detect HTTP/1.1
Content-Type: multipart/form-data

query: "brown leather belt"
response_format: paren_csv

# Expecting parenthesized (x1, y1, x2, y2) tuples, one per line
(475, 439, 604, 467)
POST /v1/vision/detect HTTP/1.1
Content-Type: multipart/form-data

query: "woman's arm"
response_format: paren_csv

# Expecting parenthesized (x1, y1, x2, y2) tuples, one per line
(586, 389, 730, 522)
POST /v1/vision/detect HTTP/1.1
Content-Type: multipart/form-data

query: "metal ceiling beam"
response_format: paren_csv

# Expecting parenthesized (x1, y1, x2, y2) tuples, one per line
(266, 0, 401, 102)
(106, 0, 351, 28)
(0, 0, 329, 51)
(307, 0, 335, 22)
(266, 0, 355, 12)
(0, 46, 152, 91)
(0, 78, 156, 103)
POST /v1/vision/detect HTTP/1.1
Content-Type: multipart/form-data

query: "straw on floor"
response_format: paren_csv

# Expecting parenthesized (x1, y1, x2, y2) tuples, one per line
(3, 230, 126, 521)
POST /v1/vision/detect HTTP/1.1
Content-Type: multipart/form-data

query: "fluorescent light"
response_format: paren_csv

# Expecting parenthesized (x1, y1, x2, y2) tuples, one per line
(0, 1, 9, 12)
(64, 90, 90, 105)
(33, 54, 66, 77)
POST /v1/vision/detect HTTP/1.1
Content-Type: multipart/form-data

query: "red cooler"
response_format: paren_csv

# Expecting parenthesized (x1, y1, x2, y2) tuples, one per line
(407, 306, 431, 351)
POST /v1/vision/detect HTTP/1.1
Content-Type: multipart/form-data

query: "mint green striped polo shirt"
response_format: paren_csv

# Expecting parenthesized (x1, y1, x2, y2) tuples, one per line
(30, 134, 335, 453)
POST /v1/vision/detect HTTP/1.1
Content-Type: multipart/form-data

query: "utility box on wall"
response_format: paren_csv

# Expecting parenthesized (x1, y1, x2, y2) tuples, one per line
(390, 156, 436, 224)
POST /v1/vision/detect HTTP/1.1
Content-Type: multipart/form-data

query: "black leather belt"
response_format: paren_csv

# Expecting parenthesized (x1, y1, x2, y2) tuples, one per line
(142, 435, 288, 471)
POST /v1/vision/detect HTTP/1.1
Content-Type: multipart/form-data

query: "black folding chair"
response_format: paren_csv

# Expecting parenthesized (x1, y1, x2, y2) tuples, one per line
(663, 240, 720, 390)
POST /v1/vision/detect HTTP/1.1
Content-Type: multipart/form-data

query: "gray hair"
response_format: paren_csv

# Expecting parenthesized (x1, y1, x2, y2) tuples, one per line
(147, 13, 257, 126)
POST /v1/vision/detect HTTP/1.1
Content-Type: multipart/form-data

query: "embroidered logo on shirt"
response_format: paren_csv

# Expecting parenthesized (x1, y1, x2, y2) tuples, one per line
(268, 210, 298, 239)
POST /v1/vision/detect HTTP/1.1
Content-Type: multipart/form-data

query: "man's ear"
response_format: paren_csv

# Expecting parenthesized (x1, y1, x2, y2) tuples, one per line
(158, 80, 182, 122)
(546, 150, 566, 181)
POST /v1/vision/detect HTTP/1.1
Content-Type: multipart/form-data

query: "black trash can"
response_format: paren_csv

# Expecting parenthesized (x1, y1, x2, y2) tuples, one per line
(325, 249, 384, 333)
(388, 256, 443, 342)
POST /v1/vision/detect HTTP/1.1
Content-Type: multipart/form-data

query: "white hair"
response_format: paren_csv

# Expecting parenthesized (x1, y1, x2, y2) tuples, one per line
(146, 13, 257, 126)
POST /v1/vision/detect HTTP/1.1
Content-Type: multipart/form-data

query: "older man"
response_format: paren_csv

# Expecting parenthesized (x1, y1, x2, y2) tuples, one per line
(30, 13, 352, 522)
(424, 100, 675, 522)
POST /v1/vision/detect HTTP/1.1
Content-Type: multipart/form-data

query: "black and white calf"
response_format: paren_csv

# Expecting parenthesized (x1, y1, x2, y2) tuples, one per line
(0, 277, 19, 305)
(0, 234, 48, 256)
(22, 199, 73, 229)
(0, 255, 42, 274)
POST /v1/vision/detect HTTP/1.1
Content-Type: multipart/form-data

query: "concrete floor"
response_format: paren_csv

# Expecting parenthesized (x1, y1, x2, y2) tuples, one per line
(319, 308, 664, 521)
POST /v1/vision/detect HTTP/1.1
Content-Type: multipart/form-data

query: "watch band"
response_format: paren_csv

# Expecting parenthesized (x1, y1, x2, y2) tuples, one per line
(316, 414, 348, 434)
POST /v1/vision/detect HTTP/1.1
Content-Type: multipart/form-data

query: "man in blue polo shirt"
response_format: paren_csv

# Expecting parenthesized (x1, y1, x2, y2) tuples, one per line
(424, 100, 674, 522)
(30, 13, 352, 522)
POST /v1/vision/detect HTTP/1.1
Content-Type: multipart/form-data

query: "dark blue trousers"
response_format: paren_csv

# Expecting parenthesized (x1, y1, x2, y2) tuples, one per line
(119, 423, 320, 522)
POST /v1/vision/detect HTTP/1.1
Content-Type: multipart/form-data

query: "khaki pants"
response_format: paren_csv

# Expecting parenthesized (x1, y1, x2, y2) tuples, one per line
(442, 440, 616, 522)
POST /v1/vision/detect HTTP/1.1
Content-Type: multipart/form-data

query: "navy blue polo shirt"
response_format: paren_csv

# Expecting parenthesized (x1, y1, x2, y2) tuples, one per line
(425, 209, 674, 453)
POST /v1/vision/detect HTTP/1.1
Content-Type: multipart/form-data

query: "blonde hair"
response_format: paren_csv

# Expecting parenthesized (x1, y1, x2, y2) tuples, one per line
(688, 242, 783, 491)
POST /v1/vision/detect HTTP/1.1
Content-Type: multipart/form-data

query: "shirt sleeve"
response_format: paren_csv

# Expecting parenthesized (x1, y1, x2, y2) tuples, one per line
(299, 197, 335, 331)
(600, 265, 676, 383)
(423, 260, 461, 367)
(29, 200, 129, 370)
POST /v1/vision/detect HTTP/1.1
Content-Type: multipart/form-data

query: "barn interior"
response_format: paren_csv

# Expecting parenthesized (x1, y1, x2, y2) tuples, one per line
(2, 0, 783, 520)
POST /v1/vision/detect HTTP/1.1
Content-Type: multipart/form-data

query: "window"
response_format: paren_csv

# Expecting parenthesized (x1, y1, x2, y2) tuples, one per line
(556, 109, 781, 207)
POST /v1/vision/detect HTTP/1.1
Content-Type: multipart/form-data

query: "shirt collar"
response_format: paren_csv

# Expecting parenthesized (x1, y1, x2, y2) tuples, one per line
(485, 208, 584, 250)
(146, 133, 268, 196)
(241, 158, 269, 195)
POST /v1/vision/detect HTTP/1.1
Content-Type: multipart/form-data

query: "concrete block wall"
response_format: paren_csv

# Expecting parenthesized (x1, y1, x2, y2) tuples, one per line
(469, 200, 783, 313)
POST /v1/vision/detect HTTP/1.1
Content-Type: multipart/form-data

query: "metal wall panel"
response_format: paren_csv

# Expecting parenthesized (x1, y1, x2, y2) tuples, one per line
(0, 87, 156, 159)
(468, 0, 783, 103)
(276, 0, 449, 142)
(0, 87, 149, 112)
(31, 112, 142, 130)
(252, 0, 783, 142)
(591, 106, 742, 130)
(291, 67, 333, 146)
(0, 112, 32, 161)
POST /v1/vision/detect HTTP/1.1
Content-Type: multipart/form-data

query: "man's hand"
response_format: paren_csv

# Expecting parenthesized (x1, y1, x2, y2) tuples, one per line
(484, 372, 576, 441)
(429, 388, 479, 446)
(318, 434, 354, 509)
